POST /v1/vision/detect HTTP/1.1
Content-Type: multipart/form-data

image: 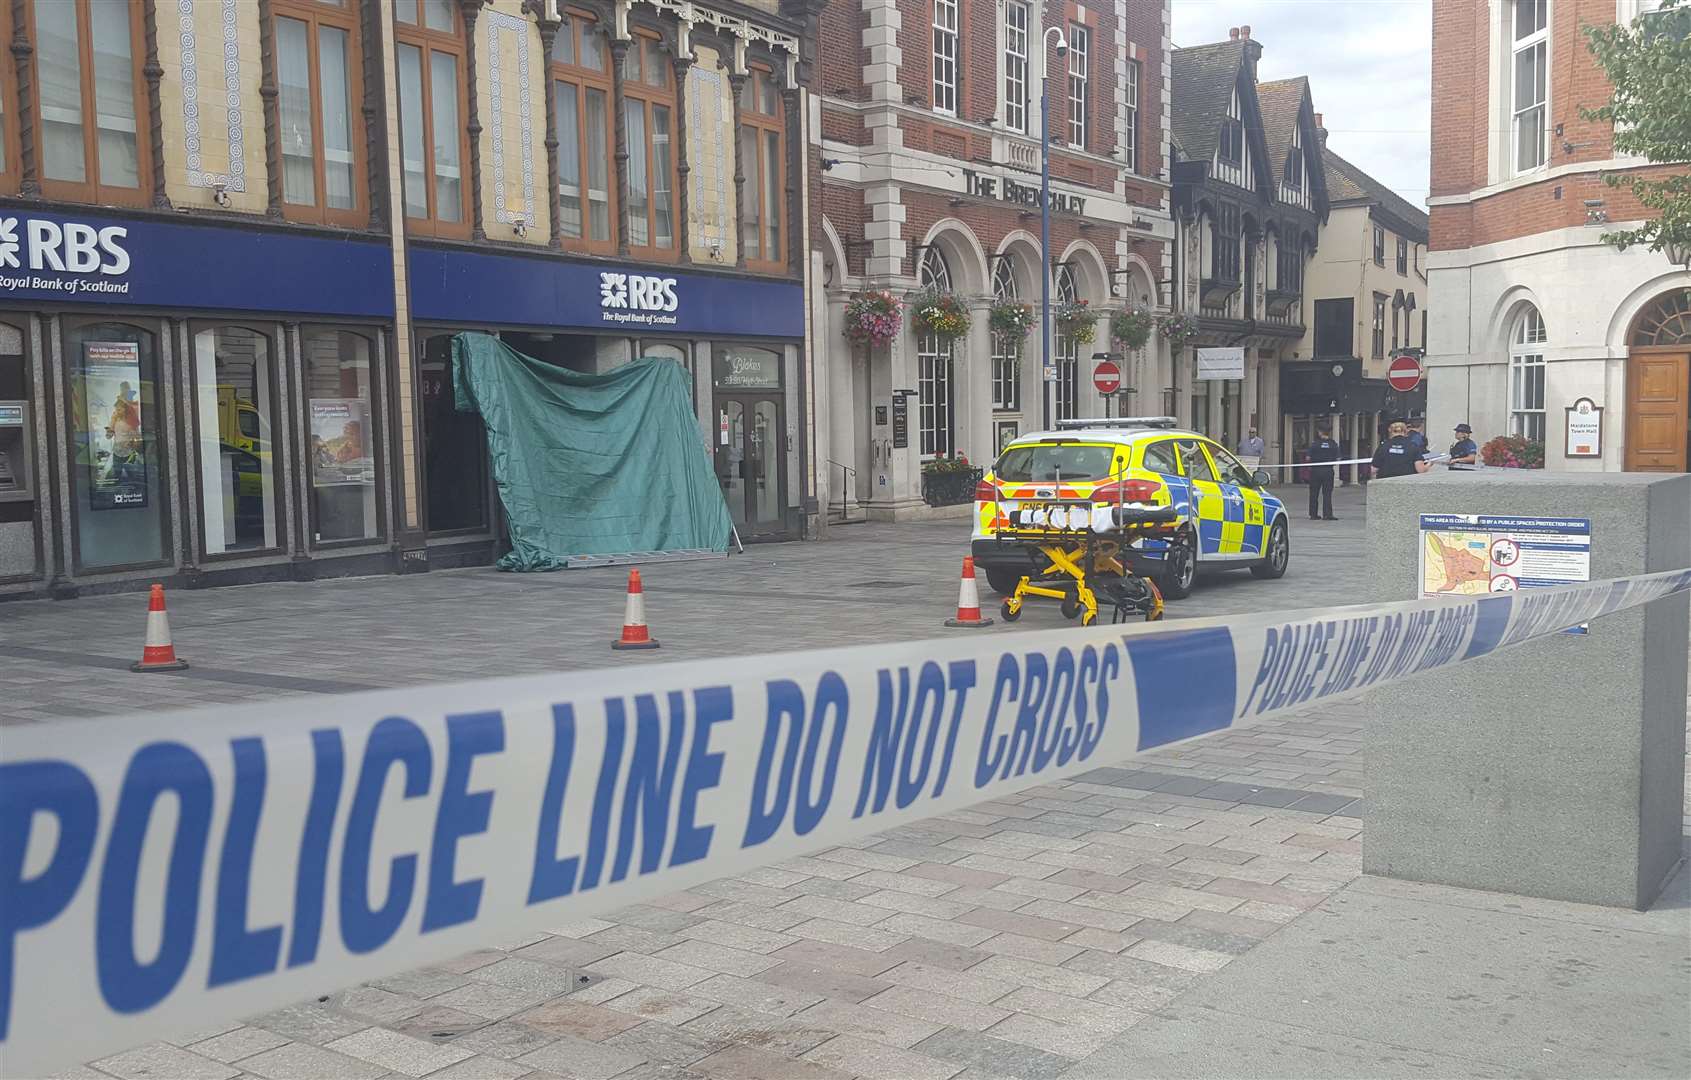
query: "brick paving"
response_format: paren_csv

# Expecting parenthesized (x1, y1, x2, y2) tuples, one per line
(3, 485, 1659, 1079)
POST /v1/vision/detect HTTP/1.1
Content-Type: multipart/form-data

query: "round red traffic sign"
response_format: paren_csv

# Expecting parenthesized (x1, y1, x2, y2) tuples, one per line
(1093, 360, 1121, 395)
(1387, 354, 1423, 392)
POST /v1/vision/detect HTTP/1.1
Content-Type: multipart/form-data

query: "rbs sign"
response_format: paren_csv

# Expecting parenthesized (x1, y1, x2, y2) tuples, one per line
(0, 217, 131, 295)
(599, 271, 681, 327)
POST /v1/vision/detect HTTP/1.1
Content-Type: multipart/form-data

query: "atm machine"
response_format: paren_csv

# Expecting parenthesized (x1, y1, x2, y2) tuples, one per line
(0, 400, 35, 577)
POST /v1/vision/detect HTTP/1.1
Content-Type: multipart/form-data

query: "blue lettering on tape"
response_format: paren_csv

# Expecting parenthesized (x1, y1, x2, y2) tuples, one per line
(288, 729, 345, 967)
(340, 718, 431, 955)
(611, 694, 686, 885)
(1130, 629, 1236, 750)
(0, 760, 98, 1041)
(209, 738, 282, 988)
(529, 705, 581, 903)
(422, 712, 505, 932)
(1462, 595, 1512, 659)
(673, 686, 731, 862)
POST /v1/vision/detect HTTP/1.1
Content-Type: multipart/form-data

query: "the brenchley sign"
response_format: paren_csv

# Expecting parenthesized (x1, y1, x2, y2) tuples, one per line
(960, 168, 1088, 216)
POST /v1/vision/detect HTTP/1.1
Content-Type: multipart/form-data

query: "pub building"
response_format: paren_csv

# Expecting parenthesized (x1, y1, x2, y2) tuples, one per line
(0, 0, 815, 602)
(808, 0, 1174, 520)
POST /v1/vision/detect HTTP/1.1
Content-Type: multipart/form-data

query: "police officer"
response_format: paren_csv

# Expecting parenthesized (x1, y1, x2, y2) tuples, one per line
(1448, 422, 1478, 467)
(1306, 422, 1340, 520)
(1406, 417, 1429, 455)
(1371, 417, 1432, 478)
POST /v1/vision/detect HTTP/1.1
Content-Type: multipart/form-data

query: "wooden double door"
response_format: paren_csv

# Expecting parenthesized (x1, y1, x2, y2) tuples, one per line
(1625, 347, 1691, 471)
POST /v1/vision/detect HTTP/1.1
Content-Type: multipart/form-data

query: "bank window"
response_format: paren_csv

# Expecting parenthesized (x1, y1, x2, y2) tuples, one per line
(274, 0, 363, 226)
(551, 10, 614, 250)
(1067, 24, 1088, 148)
(29, 0, 149, 205)
(1512, 0, 1548, 174)
(623, 33, 678, 257)
(739, 66, 784, 271)
(1371, 293, 1387, 358)
(395, 0, 469, 237)
(1124, 58, 1139, 173)
(303, 328, 382, 544)
(1003, 1, 1028, 132)
(65, 321, 167, 570)
(193, 326, 281, 556)
(1510, 306, 1547, 442)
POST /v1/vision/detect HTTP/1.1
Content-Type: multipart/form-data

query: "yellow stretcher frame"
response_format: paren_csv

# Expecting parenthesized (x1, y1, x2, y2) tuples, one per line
(994, 503, 1176, 627)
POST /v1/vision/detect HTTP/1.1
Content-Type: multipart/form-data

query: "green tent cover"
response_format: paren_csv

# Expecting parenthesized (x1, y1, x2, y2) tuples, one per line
(452, 332, 732, 571)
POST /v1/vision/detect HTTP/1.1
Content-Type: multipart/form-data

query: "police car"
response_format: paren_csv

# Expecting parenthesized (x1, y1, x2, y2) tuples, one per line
(971, 417, 1290, 599)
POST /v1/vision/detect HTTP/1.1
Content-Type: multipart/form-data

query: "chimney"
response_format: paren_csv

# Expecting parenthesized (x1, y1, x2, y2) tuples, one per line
(1314, 112, 1329, 148)
(1228, 26, 1239, 40)
(1240, 24, 1252, 39)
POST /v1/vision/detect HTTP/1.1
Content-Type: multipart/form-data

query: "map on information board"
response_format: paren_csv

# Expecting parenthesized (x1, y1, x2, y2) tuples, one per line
(1418, 514, 1593, 632)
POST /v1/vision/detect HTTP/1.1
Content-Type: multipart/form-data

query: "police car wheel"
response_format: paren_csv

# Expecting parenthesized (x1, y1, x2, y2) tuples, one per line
(1158, 529, 1197, 600)
(1252, 519, 1290, 579)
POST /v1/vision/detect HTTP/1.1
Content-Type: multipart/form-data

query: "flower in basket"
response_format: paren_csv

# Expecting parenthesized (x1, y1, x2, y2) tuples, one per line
(844, 289, 903, 348)
(1158, 312, 1200, 352)
(1110, 307, 1156, 350)
(909, 287, 972, 340)
(989, 301, 1036, 339)
(1480, 434, 1545, 469)
(922, 451, 976, 474)
(1054, 299, 1097, 344)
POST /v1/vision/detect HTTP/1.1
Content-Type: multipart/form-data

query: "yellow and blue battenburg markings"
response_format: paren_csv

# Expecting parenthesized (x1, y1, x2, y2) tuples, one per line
(4, 568, 1691, 1078)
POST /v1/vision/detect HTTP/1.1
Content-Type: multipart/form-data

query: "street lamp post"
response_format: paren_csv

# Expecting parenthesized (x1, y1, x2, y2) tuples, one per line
(1038, 25, 1068, 431)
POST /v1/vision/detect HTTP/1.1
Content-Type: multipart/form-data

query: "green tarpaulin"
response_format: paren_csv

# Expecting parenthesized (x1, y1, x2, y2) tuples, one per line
(451, 332, 732, 571)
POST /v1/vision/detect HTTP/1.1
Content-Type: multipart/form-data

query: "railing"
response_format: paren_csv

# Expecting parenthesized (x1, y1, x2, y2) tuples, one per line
(827, 459, 866, 524)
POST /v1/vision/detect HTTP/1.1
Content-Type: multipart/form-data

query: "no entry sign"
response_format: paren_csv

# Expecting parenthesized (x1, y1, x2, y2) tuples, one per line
(1093, 360, 1122, 395)
(1388, 354, 1423, 392)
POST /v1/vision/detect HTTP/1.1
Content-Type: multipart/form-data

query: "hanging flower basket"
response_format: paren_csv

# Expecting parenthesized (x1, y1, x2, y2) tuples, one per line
(989, 301, 1036, 339)
(1110, 307, 1155, 350)
(910, 288, 972, 340)
(920, 453, 982, 506)
(1054, 299, 1097, 344)
(844, 290, 903, 348)
(1159, 312, 1200, 353)
(1480, 434, 1545, 469)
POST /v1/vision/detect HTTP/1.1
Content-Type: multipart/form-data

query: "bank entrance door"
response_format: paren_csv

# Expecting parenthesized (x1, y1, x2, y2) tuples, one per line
(419, 333, 491, 533)
(715, 395, 784, 537)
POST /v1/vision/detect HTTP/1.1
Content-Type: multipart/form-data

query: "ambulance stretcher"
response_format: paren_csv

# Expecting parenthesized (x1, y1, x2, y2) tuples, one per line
(992, 500, 1182, 626)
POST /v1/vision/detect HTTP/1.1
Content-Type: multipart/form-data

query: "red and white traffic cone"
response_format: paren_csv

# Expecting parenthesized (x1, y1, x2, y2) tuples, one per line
(945, 556, 995, 628)
(130, 583, 189, 672)
(612, 568, 661, 650)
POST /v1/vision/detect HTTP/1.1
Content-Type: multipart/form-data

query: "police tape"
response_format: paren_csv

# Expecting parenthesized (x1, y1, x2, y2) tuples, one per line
(4, 568, 1690, 1076)
(1256, 455, 1450, 468)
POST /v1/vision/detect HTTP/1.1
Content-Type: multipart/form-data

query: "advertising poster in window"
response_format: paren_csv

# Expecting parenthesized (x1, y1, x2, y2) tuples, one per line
(81, 342, 147, 510)
(309, 398, 374, 486)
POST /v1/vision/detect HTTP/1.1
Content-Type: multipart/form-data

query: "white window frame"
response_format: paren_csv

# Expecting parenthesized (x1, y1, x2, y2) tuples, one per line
(1054, 265, 1080, 421)
(1510, 306, 1547, 441)
(1124, 58, 1140, 173)
(1003, 1, 1029, 133)
(991, 256, 1020, 411)
(1067, 24, 1089, 148)
(918, 246, 955, 458)
(1511, 0, 1549, 175)
(932, 0, 959, 116)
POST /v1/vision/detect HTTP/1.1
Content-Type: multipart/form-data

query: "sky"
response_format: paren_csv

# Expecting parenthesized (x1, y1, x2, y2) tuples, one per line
(1170, 0, 1433, 207)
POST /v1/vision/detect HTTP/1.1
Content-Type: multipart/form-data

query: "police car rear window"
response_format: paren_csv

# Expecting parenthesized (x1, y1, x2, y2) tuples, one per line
(994, 443, 1117, 482)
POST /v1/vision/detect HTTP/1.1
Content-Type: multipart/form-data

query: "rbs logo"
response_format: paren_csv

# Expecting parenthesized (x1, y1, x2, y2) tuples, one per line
(0, 217, 130, 274)
(599, 271, 678, 313)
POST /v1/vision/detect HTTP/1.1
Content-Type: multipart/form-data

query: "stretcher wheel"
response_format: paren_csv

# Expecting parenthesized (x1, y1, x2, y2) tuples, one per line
(1061, 596, 1083, 620)
(1000, 601, 1021, 622)
(1081, 609, 1097, 627)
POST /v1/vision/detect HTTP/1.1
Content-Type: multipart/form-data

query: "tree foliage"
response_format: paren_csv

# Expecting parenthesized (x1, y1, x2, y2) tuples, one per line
(1581, 0, 1691, 260)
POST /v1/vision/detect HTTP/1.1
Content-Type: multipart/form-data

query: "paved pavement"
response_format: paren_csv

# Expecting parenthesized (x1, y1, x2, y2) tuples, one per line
(6, 483, 1685, 1080)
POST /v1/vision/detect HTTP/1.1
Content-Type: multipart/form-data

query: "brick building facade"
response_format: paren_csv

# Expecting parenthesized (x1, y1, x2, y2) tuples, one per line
(1427, 0, 1691, 470)
(806, 0, 1173, 520)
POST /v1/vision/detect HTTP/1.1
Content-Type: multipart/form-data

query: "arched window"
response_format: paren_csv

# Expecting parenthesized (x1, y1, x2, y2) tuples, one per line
(1055, 264, 1079, 421)
(1631, 290, 1691, 347)
(917, 245, 955, 458)
(919, 245, 953, 291)
(1509, 304, 1547, 441)
(992, 255, 1020, 411)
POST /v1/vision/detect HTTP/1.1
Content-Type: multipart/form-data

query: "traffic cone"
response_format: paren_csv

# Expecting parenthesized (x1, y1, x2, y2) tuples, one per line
(612, 568, 661, 650)
(130, 584, 189, 672)
(945, 556, 995, 628)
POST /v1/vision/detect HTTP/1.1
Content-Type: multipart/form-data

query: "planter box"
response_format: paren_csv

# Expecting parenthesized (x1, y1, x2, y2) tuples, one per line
(922, 467, 983, 507)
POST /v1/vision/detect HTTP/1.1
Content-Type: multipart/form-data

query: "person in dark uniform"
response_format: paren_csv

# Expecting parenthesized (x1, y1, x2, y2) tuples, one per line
(1306, 422, 1341, 520)
(1406, 417, 1429, 454)
(1448, 423, 1478, 466)
(1372, 417, 1432, 478)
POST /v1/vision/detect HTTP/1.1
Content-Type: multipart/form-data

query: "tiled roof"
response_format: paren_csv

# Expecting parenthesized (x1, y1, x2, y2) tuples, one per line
(1322, 146, 1428, 236)
(1255, 77, 1308, 188)
(1171, 40, 1248, 165)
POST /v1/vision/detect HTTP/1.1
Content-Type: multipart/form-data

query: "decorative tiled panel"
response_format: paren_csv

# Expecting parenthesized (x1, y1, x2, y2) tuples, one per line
(483, 8, 536, 227)
(179, 0, 246, 191)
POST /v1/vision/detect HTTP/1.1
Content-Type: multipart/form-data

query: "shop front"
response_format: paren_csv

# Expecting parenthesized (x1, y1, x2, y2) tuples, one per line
(408, 245, 808, 545)
(0, 207, 395, 600)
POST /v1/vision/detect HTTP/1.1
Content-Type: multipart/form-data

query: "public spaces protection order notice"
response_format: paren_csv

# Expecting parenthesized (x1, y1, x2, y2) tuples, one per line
(4, 566, 1689, 1075)
(1418, 514, 1593, 632)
